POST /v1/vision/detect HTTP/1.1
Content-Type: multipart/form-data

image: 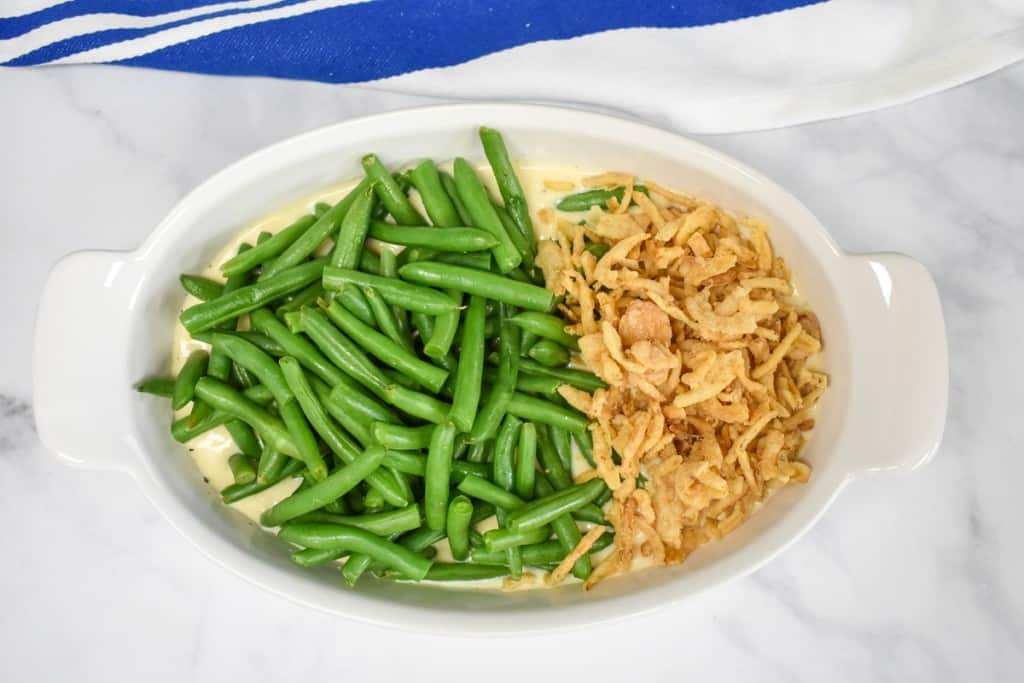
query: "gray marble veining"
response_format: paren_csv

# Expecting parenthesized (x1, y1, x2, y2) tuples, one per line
(1, 62, 1022, 682)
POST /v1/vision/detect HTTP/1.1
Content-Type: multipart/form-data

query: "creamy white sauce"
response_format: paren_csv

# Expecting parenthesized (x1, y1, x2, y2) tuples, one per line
(169, 161, 820, 591)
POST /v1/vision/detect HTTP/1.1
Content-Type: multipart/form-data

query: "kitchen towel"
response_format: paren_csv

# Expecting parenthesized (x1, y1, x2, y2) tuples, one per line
(3, 0, 1023, 133)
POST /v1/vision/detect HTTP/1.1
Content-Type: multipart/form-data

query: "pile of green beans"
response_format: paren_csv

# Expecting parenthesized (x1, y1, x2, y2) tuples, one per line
(137, 127, 617, 588)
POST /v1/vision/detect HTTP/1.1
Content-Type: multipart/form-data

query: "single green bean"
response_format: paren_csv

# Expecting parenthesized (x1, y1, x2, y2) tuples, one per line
(314, 202, 330, 217)
(416, 563, 507, 582)
(206, 243, 254, 379)
(221, 214, 316, 277)
(508, 479, 606, 531)
(507, 392, 589, 434)
(260, 179, 369, 280)
(449, 295, 486, 432)
(335, 281, 377, 327)
(457, 475, 524, 511)
(479, 127, 534, 246)
(278, 522, 431, 580)
(257, 444, 287, 483)
(180, 274, 224, 302)
(452, 157, 521, 273)
(493, 202, 535, 270)
(397, 501, 496, 553)
(322, 267, 459, 316)
(360, 248, 382, 274)
(361, 155, 424, 226)
(492, 414, 522, 491)
(225, 419, 262, 459)
(483, 525, 550, 553)
(446, 495, 474, 561)
(555, 185, 649, 212)
(515, 422, 538, 500)
(518, 359, 606, 392)
(408, 159, 461, 227)
(372, 423, 434, 451)
(548, 424, 573, 471)
(410, 311, 435, 342)
(261, 445, 387, 527)
(290, 546, 346, 568)
(320, 298, 448, 393)
(180, 259, 325, 334)
(424, 421, 458, 530)
(172, 351, 209, 409)
(424, 289, 461, 360)
(136, 377, 174, 398)
(511, 312, 578, 349)
(369, 223, 497, 252)
(398, 262, 554, 312)
(293, 505, 422, 536)
(528, 339, 570, 367)
(329, 186, 376, 270)
(228, 453, 256, 485)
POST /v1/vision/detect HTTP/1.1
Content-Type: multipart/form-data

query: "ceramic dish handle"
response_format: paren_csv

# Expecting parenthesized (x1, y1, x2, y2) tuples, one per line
(841, 254, 948, 476)
(34, 250, 140, 475)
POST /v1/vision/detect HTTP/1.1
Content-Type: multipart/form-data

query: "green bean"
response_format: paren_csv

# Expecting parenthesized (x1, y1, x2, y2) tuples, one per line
(192, 330, 288, 357)
(511, 312, 578, 349)
(362, 488, 386, 511)
(278, 522, 431, 581)
(446, 495, 474, 561)
(323, 384, 400, 446)
(281, 359, 407, 506)
(584, 242, 611, 259)
(572, 504, 608, 526)
(466, 440, 491, 463)
(361, 154, 424, 226)
(536, 424, 572, 490)
(527, 339, 570, 367)
(320, 298, 448, 393)
(408, 159, 461, 227)
(221, 457, 305, 503)
(483, 525, 550, 553)
(492, 415, 522, 490)
(397, 500, 496, 553)
(398, 262, 554, 312)
(507, 393, 589, 434)
(439, 170, 474, 225)
(257, 444, 287, 483)
(415, 563, 507, 582)
(424, 289, 461, 360)
(473, 533, 611, 567)
(180, 274, 224, 302)
(457, 476, 524, 511)
(180, 260, 325, 334)
(171, 351, 208, 410)
(228, 453, 257, 485)
(424, 421, 457, 530)
(520, 330, 538, 356)
(508, 479, 605, 531)
(515, 422, 538, 499)
(136, 377, 174, 398)
(369, 223, 497, 252)
(194, 377, 298, 456)
(573, 428, 598, 471)
(468, 528, 485, 549)
(555, 185, 649, 212)
(372, 423, 434, 451)
(482, 368, 561, 396)
(329, 186, 376, 270)
(479, 127, 534, 243)
(493, 202, 535, 269)
(435, 252, 492, 270)
(260, 180, 369, 280)
(468, 304, 519, 443)
(548, 424, 573, 471)
(261, 445, 387, 527)
(518, 359, 606, 392)
(450, 158, 522, 273)
(170, 384, 273, 442)
(322, 267, 459, 316)
(221, 215, 316, 278)
(410, 311, 435, 342)
(291, 546, 345, 568)
(293, 505, 422, 536)
(224, 419, 261, 459)
(383, 385, 450, 424)
(360, 248, 382, 274)
(342, 530, 402, 586)
(449, 295, 486, 432)
(229, 360, 256, 389)
(329, 284, 375, 328)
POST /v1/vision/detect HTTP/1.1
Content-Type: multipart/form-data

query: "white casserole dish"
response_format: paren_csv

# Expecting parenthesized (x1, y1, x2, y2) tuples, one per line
(32, 104, 948, 633)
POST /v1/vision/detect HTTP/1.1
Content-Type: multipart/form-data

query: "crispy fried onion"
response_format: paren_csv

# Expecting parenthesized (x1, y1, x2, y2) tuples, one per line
(547, 181, 829, 589)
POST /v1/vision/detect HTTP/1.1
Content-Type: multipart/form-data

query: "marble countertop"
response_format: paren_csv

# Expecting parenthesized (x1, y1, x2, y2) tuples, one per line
(2, 62, 1022, 682)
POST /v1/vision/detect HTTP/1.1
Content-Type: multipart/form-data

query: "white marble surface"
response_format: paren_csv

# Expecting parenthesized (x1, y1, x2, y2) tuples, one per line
(2, 63, 1023, 682)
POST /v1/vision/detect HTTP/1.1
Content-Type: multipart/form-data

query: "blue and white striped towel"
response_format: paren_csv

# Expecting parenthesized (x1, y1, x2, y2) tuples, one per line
(3, 1, 1023, 132)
